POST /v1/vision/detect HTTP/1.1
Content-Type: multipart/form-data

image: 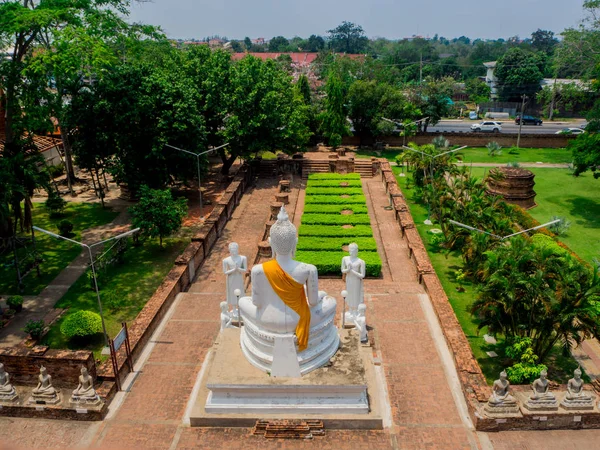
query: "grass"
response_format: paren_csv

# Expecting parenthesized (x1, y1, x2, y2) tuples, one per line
(465, 167, 600, 264)
(356, 147, 572, 165)
(0, 202, 119, 295)
(42, 234, 189, 360)
(394, 167, 589, 384)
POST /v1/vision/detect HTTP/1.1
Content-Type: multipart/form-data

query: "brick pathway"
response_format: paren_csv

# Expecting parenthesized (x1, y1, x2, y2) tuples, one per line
(1, 175, 599, 448)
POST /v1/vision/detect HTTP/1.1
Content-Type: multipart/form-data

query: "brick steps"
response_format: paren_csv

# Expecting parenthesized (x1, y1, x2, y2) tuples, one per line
(257, 160, 277, 178)
(301, 161, 330, 179)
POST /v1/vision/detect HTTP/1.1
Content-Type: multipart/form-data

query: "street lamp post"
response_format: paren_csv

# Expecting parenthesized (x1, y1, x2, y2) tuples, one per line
(33, 226, 140, 348)
(165, 143, 229, 220)
(447, 219, 561, 241)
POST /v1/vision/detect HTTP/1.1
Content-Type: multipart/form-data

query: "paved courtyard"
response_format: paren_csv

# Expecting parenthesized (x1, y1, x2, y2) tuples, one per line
(2, 176, 600, 448)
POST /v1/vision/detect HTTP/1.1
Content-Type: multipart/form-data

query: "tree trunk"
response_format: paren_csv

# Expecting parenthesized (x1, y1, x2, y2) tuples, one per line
(220, 154, 235, 175)
(59, 125, 75, 196)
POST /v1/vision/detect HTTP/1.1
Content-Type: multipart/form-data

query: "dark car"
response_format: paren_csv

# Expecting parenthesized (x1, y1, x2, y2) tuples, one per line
(515, 115, 543, 125)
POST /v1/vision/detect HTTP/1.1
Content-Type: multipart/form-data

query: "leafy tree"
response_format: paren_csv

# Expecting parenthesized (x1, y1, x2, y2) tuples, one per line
(269, 36, 289, 52)
(297, 74, 312, 104)
(570, 133, 600, 179)
(505, 337, 548, 384)
(130, 186, 187, 247)
(495, 48, 545, 100)
(306, 34, 325, 52)
(411, 77, 455, 131)
(327, 21, 369, 54)
(319, 72, 351, 148)
(219, 56, 310, 173)
(465, 78, 491, 105)
(536, 82, 590, 120)
(531, 29, 558, 54)
(243, 36, 252, 50)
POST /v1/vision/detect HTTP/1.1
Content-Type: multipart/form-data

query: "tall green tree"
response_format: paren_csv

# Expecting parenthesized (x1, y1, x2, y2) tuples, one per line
(327, 21, 369, 54)
(319, 72, 351, 148)
(569, 133, 600, 179)
(495, 48, 545, 101)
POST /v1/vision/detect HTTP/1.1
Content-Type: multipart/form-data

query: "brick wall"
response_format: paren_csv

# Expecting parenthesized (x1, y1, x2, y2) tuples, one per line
(343, 132, 575, 149)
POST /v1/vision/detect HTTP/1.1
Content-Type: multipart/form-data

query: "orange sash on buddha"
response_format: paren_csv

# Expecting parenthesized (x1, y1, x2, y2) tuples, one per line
(262, 259, 311, 352)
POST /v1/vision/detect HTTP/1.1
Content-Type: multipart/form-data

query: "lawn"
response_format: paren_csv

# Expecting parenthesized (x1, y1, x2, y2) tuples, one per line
(0, 202, 119, 295)
(355, 147, 572, 165)
(394, 167, 587, 384)
(42, 234, 189, 360)
(466, 167, 600, 264)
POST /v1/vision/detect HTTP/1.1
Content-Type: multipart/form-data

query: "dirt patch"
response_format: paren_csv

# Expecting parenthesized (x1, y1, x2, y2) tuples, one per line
(340, 210, 354, 215)
(342, 224, 354, 229)
(340, 195, 351, 199)
(340, 182, 349, 187)
(341, 244, 349, 252)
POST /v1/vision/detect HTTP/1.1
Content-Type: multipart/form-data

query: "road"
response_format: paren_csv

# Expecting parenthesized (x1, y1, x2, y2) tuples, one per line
(429, 119, 586, 135)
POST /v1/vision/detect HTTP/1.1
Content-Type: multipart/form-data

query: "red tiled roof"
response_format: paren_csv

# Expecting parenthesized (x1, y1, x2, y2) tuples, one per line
(0, 132, 62, 154)
(231, 52, 365, 63)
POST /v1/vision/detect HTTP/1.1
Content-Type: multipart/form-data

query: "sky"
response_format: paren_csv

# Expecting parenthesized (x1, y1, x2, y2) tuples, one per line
(128, 0, 587, 41)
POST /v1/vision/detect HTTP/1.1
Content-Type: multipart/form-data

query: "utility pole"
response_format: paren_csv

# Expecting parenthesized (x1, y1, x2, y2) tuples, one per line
(419, 53, 423, 85)
(516, 94, 527, 149)
(548, 78, 557, 121)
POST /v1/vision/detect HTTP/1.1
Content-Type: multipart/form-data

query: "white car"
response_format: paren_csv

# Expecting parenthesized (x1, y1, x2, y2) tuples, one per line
(555, 128, 585, 135)
(471, 121, 502, 133)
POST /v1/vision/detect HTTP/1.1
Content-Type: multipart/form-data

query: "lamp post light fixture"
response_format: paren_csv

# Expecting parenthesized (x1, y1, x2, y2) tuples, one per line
(447, 219, 561, 241)
(234, 288, 241, 326)
(32, 226, 140, 349)
(341, 290, 348, 329)
(165, 143, 230, 220)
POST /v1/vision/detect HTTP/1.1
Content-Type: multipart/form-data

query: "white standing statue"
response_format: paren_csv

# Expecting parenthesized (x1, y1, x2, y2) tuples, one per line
(341, 243, 365, 322)
(220, 301, 232, 332)
(222, 242, 247, 318)
(354, 303, 368, 343)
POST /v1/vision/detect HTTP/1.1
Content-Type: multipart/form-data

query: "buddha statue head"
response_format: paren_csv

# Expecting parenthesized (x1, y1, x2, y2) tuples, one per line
(229, 242, 239, 257)
(500, 370, 507, 381)
(269, 206, 297, 257)
(349, 242, 358, 257)
(574, 367, 582, 379)
(539, 369, 547, 380)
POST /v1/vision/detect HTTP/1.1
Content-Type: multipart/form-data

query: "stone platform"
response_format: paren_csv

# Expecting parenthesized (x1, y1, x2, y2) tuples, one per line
(189, 327, 383, 429)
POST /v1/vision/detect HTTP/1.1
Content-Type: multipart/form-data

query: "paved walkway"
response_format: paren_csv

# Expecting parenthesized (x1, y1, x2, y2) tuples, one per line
(3, 175, 600, 448)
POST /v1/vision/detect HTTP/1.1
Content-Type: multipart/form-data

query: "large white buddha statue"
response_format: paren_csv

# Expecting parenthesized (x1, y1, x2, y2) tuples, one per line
(238, 206, 339, 375)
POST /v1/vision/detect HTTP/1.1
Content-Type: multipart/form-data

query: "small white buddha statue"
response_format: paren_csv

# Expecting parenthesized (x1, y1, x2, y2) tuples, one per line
(220, 301, 232, 332)
(561, 367, 595, 410)
(341, 243, 365, 322)
(238, 206, 339, 375)
(354, 303, 368, 343)
(484, 370, 519, 415)
(0, 363, 17, 401)
(222, 242, 247, 317)
(71, 367, 100, 405)
(30, 366, 59, 404)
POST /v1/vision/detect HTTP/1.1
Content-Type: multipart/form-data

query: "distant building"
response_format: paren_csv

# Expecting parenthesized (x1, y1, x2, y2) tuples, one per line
(483, 61, 498, 100)
(251, 38, 266, 46)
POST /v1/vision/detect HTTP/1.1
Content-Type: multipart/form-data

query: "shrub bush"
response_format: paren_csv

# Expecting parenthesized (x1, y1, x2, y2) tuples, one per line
(47, 163, 65, 179)
(303, 204, 369, 214)
(45, 193, 67, 217)
(308, 173, 360, 180)
(297, 237, 378, 252)
(306, 180, 363, 188)
(505, 337, 547, 384)
(305, 187, 364, 196)
(296, 250, 382, 277)
(24, 319, 45, 340)
(298, 224, 374, 237)
(304, 194, 366, 205)
(58, 219, 74, 237)
(7, 295, 23, 308)
(301, 214, 371, 226)
(60, 310, 103, 340)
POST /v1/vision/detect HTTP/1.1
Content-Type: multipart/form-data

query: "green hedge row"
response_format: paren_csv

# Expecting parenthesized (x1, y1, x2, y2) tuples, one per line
(306, 180, 363, 188)
(296, 251, 382, 277)
(307, 173, 361, 180)
(304, 194, 366, 204)
(297, 236, 378, 252)
(303, 204, 368, 214)
(305, 187, 364, 196)
(298, 224, 374, 237)
(301, 214, 371, 225)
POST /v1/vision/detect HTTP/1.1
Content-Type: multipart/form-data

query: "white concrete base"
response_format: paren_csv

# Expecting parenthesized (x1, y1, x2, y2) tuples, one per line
(190, 328, 381, 428)
(271, 336, 301, 378)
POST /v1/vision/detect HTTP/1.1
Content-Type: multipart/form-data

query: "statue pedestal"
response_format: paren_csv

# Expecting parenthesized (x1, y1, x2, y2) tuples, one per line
(189, 328, 383, 428)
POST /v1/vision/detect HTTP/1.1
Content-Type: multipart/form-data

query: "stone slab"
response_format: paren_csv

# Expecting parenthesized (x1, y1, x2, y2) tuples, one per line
(190, 328, 383, 429)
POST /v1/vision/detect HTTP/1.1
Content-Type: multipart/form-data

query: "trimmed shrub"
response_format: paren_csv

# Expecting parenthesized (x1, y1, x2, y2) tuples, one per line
(298, 224, 374, 237)
(304, 194, 366, 205)
(306, 180, 363, 188)
(308, 173, 361, 180)
(303, 204, 369, 214)
(301, 214, 371, 226)
(7, 295, 23, 308)
(24, 319, 45, 340)
(305, 187, 364, 196)
(297, 237, 378, 252)
(47, 163, 65, 179)
(58, 219, 74, 237)
(45, 193, 67, 217)
(296, 250, 382, 277)
(60, 310, 103, 340)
